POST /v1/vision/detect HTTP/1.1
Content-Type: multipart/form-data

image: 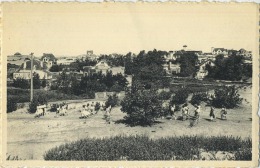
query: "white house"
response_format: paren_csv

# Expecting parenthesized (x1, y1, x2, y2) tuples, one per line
(40, 53, 57, 70)
(13, 59, 52, 80)
(196, 60, 215, 80)
(211, 47, 228, 55)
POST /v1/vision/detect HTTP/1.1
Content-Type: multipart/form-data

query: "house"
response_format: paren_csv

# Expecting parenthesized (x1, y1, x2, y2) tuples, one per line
(195, 60, 215, 80)
(163, 62, 181, 75)
(57, 57, 77, 65)
(211, 47, 228, 55)
(13, 59, 52, 80)
(94, 60, 111, 74)
(7, 53, 31, 66)
(40, 53, 57, 69)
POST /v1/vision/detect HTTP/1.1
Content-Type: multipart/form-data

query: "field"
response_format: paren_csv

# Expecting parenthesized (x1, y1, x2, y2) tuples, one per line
(7, 86, 252, 160)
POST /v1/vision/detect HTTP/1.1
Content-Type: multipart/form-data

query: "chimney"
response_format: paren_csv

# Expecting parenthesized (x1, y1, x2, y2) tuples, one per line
(40, 61, 43, 68)
(211, 47, 214, 54)
(23, 60, 27, 69)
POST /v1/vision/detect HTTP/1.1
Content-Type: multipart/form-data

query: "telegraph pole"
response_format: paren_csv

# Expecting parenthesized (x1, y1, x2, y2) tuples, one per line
(30, 53, 34, 102)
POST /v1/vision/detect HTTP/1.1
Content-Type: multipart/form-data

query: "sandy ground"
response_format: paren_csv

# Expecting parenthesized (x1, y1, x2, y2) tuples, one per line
(7, 87, 252, 160)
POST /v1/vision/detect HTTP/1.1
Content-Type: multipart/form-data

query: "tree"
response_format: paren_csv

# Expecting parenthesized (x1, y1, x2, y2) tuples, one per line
(41, 79, 47, 88)
(190, 92, 208, 106)
(33, 73, 41, 89)
(211, 85, 242, 109)
(56, 71, 73, 94)
(179, 53, 198, 77)
(49, 64, 63, 72)
(170, 88, 189, 105)
(13, 78, 30, 89)
(7, 97, 17, 113)
(121, 86, 162, 126)
(105, 94, 119, 108)
(206, 54, 249, 81)
(28, 94, 48, 113)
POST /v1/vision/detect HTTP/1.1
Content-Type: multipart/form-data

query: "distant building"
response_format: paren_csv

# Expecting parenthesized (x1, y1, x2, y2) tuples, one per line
(40, 53, 57, 69)
(94, 60, 111, 74)
(57, 57, 77, 65)
(163, 62, 181, 75)
(195, 60, 215, 80)
(13, 59, 52, 80)
(211, 47, 228, 55)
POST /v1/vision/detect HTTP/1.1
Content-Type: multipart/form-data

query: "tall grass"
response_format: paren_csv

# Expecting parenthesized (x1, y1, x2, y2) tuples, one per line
(44, 135, 251, 161)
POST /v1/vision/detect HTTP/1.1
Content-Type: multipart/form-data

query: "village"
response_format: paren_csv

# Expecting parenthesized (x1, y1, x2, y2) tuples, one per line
(7, 46, 253, 160)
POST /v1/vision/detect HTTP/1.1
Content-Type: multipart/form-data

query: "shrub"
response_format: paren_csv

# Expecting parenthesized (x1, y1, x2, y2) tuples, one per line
(28, 94, 48, 113)
(170, 88, 189, 105)
(158, 91, 172, 100)
(211, 85, 242, 109)
(13, 78, 29, 89)
(95, 102, 101, 111)
(121, 88, 162, 126)
(44, 135, 251, 161)
(28, 98, 38, 113)
(105, 94, 119, 108)
(190, 92, 208, 106)
(7, 97, 17, 113)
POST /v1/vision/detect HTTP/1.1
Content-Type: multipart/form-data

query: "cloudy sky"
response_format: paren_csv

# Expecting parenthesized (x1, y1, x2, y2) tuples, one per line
(2, 3, 258, 57)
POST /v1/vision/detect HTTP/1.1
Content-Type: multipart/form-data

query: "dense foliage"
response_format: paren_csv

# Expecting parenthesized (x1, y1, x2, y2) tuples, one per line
(190, 92, 208, 106)
(121, 83, 162, 126)
(170, 88, 189, 105)
(206, 54, 252, 81)
(178, 52, 198, 77)
(12, 73, 45, 89)
(54, 70, 128, 96)
(7, 97, 17, 113)
(105, 94, 119, 108)
(125, 49, 169, 89)
(28, 94, 48, 113)
(211, 85, 242, 109)
(44, 135, 251, 161)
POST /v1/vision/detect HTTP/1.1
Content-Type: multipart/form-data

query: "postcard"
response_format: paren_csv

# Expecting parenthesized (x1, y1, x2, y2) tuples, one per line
(1, 2, 259, 167)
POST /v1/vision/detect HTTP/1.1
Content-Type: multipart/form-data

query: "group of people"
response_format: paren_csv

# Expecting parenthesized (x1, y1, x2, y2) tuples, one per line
(81, 102, 99, 118)
(209, 106, 227, 121)
(169, 103, 228, 122)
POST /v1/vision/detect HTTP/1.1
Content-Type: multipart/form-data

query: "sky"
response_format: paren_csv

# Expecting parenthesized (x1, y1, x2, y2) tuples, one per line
(2, 3, 258, 57)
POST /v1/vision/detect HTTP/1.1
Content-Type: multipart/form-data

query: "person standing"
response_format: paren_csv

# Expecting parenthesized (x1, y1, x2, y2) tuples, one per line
(194, 104, 201, 120)
(209, 106, 216, 121)
(170, 104, 176, 120)
(182, 103, 189, 121)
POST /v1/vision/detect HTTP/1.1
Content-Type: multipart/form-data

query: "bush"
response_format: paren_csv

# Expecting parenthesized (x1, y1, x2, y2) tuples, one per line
(7, 97, 17, 113)
(211, 85, 242, 109)
(158, 91, 172, 100)
(28, 98, 38, 113)
(13, 78, 29, 89)
(105, 94, 119, 108)
(121, 88, 162, 126)
(190, 92, 208, 106)
(95, 102, 101, 111)
(44, 135, 251, 161)
(28, 94, 48, 113)
(170, 88, 189, 105)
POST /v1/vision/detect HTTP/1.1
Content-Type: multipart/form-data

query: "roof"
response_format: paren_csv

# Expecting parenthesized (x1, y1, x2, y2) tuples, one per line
(213, 48, 227, 52)
(40, 53, 57, 61)
(20, 60, 43, 70)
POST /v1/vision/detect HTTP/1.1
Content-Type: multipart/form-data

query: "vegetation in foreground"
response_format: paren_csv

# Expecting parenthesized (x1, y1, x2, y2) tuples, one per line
(44, 135, 251, 161)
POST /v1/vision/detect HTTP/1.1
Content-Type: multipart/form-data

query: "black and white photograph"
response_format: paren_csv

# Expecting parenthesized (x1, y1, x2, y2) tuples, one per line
(2, 2, 259, 166)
